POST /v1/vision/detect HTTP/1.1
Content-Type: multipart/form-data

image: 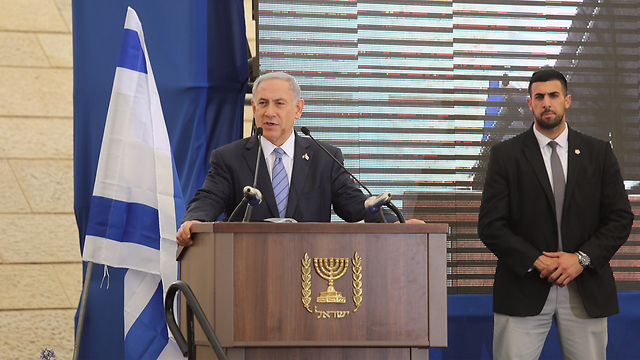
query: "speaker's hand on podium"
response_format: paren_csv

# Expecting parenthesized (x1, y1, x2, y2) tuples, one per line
(176, 220, 201, 247)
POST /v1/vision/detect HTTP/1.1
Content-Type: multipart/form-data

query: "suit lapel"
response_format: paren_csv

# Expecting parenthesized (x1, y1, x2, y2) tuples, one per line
(522, 128, 556, 210)
(286, 133, 312, 217)
(243, 136, 279, 217)
(564, 128, 583, 209)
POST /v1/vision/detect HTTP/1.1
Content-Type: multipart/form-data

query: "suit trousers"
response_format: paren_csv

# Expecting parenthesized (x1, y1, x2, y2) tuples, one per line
(493, 281, 607, 360)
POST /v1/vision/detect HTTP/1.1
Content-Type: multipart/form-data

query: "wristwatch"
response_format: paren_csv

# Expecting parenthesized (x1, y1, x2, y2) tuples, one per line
(575, 251, 591, 267)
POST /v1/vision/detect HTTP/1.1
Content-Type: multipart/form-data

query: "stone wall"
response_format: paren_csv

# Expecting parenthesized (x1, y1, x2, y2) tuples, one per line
(0, 0, 78, 358)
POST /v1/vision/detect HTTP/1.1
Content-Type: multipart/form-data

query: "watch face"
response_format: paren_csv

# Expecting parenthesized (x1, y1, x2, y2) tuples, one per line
(578, 252, 590, 267)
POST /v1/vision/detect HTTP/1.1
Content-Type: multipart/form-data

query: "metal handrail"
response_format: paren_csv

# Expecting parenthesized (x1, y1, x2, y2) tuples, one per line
(165, 280, 228, 360)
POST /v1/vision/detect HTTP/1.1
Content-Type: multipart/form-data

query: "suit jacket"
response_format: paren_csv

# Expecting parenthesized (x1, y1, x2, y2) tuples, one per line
(478, 126, 633, 318)
(184, 132, 383, 223)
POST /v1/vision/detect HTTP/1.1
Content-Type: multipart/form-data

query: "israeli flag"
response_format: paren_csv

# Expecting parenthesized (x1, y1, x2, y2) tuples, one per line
(82, 7, 185, 359)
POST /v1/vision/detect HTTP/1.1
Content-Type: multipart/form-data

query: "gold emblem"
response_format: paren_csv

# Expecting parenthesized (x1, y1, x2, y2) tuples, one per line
(314, 257, 349, 303)
(301, 252, 363, 316)
(575, 149, 581, 155)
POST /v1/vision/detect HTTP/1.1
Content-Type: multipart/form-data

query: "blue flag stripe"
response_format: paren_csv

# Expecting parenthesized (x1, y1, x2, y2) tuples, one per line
(172, 157, 186, 229)
(118, 28, 147, 74)
(86, 196, 160, 250)
(125, 279, 168, 360)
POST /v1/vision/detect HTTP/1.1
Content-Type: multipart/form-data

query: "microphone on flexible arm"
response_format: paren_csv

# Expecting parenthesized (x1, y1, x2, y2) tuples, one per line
(243, 186, 263, 206)
(300, 127, 405, 223)
(228, 127, 264, 222)
(364, 191, 391, 213)
(364, 191, 404, 222)
(242, 126, 265, 222)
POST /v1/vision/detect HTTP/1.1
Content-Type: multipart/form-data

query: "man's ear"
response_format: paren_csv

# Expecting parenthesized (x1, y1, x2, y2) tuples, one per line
(295, 99, 305, 118)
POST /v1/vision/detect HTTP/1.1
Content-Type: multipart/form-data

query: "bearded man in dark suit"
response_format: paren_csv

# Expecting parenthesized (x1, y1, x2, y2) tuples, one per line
(478, 69, 633, 359)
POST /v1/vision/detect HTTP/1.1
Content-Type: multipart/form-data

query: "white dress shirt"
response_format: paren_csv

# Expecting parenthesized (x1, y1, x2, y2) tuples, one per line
(533, 124, 568, 191)
(260, 131, 294, 185)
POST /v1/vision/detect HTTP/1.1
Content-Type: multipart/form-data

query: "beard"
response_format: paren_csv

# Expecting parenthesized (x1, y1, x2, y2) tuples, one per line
(533, 110, 564, 130)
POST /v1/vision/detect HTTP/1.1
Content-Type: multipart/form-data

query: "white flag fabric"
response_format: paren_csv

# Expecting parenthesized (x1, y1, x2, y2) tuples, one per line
(82, 7, 185, 359)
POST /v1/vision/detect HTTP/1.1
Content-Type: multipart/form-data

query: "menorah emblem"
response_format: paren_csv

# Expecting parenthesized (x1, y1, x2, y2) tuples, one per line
(313, 257, 349, 303)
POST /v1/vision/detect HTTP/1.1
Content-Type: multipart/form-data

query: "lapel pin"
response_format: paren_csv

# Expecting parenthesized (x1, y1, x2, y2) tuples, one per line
(302, 153, 309, 160)
(575, 149, 580, 155)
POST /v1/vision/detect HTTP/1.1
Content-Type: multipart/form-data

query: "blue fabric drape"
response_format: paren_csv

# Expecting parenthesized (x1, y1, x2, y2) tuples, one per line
(73, 1, 247, 357)
(429, 292, 640, 359)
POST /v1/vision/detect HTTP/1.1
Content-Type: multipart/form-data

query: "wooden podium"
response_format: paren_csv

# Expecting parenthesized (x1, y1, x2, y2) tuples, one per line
(177, 222, 448, 360)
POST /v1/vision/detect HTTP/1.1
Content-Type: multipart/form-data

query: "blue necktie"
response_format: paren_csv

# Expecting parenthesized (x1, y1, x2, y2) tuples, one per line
(272, 148, 289, 218)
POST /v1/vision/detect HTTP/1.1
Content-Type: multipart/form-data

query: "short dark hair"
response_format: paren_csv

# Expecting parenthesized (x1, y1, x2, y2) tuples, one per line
(528, 69, 568, 95)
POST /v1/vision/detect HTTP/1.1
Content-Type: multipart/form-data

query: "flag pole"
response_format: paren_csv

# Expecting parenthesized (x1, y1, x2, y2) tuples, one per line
(73, 260, 94, 360)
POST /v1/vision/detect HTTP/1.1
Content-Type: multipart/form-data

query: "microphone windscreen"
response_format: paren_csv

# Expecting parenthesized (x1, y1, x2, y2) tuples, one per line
(255, 127, 263, 136)
(300, 127, 311, 136)
(364, 192, 392, 213)
(243, 186, 263, 206)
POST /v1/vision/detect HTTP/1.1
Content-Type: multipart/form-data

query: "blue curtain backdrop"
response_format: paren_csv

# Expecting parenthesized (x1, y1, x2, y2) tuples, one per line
(72, 1, 247, 357)
(430, 292, 640, 359)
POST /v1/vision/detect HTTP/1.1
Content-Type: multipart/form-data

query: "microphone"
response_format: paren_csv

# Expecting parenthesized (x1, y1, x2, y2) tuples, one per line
(229, 128, 264, 222)
(243, 186, 263, 206)
(300, 127, 405, 223)
(364, 191, 391, 213)
(243, 127, 264, 222)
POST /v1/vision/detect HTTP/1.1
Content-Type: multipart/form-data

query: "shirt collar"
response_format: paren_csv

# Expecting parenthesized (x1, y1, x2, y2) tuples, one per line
(261, 131, 295, 158)
(533, 122, 568, 150)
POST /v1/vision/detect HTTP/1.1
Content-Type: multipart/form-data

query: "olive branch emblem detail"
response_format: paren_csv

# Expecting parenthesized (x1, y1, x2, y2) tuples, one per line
(302, 253, 312, 312)
(352, 252, 362, 312)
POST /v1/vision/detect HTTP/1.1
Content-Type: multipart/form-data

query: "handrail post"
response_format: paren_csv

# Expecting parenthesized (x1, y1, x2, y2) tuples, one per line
(73, 261, 94, 360)
(187, 304, 196, 360)
(165, 280, 228, 360)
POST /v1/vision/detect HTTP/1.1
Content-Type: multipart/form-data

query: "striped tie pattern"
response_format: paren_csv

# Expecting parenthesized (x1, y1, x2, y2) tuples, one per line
(272, 148, 289, 218)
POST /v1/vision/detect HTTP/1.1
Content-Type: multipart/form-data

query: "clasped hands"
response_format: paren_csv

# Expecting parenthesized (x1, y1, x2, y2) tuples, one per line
(534, 251, 584, 287)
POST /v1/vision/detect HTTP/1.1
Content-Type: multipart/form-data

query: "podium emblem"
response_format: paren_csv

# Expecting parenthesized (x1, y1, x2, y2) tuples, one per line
(314, 257, 349, 303)
(301, 252, 363, 316)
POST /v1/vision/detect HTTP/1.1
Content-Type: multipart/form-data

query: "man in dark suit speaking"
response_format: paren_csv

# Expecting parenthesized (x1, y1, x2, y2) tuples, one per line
(177, 72, 399, 246)
(478, 69, 633, 359)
